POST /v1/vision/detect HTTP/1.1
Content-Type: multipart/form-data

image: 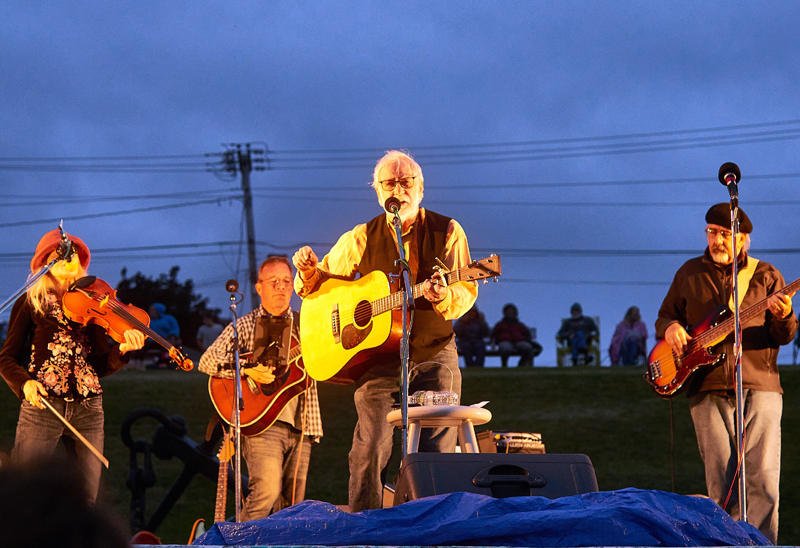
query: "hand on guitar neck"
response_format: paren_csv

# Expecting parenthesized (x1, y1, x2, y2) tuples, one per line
(665, 292, 795, 355)
(768, 292, 795, 319)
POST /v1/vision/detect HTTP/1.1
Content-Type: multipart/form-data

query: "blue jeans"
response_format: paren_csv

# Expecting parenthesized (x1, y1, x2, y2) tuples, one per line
(689, 390, 781, 544)
(348, 339, 461, 512)
(12, 396, 105, 504)
(571, 330, 588, 362)
(620, 338, 640, 366)
(240, 421, 312, 521)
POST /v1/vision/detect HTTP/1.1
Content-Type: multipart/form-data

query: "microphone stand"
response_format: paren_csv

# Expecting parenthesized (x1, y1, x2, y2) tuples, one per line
(0, 257, 59, 314)
(1, 223, 72, 314)
(227, 288, 245, 523)
(390, 208, 415, 459)
(727, 184, 747, 523)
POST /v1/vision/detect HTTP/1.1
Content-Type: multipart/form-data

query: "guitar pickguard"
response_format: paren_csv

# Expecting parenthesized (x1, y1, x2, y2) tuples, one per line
(342, 322, 372, 350)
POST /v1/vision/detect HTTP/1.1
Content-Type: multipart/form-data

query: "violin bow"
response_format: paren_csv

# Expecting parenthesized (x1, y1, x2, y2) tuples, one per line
(40, 398, 109, 468)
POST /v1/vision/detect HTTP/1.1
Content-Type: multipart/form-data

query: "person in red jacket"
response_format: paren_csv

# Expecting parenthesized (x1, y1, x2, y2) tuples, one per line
(491, 303, 534, 367)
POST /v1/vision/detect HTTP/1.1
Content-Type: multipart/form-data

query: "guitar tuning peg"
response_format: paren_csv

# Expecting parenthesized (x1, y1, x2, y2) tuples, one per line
(492, 278, 499, 283)
(482, 279, 488, 285)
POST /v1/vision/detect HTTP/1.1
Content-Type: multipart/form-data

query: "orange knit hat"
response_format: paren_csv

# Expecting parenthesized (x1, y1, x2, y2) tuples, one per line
(30, 229, 91, 272)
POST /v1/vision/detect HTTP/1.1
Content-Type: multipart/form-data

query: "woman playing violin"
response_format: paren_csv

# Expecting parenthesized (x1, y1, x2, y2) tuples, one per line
(0, 229, 145, 503)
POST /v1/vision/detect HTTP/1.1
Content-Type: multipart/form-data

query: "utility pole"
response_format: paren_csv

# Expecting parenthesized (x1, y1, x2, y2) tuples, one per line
(214, 144, 265, 311)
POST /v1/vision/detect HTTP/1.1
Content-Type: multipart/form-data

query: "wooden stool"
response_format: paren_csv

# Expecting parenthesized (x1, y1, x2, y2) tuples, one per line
(386, 405, 492, 453)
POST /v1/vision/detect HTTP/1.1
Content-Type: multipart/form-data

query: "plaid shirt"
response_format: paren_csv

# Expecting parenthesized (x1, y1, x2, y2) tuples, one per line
(199, 307, 322, 440)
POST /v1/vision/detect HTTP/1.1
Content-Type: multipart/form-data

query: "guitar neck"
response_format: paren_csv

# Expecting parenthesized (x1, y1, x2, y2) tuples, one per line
(372, 270, 461, 316)
(288, 344, 302, 364)
(695, 277, 800, 347)
(214, 460, 228, 524)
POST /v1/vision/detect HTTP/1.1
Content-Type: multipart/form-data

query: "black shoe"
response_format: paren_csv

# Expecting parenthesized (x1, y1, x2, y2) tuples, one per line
(584, 353, 594, 365)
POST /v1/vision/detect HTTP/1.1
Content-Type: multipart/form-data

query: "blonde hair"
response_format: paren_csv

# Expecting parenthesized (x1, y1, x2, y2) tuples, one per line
(371, 150, 424, 192)
(26, 264, 87, 316)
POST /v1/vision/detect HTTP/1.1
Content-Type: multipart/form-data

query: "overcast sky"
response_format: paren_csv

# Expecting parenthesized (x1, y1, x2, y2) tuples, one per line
(2, 1, 800, 366)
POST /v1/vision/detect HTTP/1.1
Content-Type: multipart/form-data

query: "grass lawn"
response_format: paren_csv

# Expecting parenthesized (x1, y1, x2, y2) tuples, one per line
(2, 365, 799, 545)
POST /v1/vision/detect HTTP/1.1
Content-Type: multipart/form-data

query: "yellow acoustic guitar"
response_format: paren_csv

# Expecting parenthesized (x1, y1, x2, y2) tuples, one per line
(300, 255, 502, 383)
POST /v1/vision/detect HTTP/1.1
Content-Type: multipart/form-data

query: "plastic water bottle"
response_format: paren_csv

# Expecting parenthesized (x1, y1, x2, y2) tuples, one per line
(409, 390, 459, 406)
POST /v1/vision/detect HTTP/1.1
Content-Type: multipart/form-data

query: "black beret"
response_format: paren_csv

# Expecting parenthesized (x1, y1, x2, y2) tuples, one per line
(705, 203, 752, 234)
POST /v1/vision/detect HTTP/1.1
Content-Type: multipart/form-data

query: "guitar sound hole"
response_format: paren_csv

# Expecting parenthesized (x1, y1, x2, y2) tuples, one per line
(353, 300, 372, 328)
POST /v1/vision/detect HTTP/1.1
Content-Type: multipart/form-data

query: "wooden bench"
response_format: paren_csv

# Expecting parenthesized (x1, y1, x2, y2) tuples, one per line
(458, 327, 542, 367)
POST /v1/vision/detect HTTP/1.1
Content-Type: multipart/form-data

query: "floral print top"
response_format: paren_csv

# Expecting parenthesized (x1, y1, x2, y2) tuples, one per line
(0, 294, 126, 401)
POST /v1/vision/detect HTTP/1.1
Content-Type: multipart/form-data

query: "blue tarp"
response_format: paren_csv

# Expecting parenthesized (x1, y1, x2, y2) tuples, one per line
(193, 488, 769, 547)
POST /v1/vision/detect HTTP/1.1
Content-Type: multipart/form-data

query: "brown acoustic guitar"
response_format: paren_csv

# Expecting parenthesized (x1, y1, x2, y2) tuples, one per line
(645, 277, 800, 397)
(208, 336, 310, 436)
(299, 255, 502, 384)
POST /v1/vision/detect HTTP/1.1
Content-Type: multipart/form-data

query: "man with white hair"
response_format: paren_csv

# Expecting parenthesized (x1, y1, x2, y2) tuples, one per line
(656, 203, 797, 544)
(293, 150, 477, 511)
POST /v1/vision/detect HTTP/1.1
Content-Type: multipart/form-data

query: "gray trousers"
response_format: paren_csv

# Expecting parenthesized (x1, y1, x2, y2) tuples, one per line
(348, 339, 461, 512)
(689, 390, 781, 544)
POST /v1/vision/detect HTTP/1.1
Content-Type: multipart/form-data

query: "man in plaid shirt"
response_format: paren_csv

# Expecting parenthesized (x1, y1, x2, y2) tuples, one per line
(199, 255, 322, 520)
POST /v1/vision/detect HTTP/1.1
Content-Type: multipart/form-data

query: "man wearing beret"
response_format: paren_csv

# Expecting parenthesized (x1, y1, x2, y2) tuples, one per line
(656, 203, 797, 544)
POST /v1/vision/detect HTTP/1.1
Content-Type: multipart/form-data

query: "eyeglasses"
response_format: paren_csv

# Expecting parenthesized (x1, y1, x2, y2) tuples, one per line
(379, 176, 416, 192)
(258, 278, 293, 289)
(705, 228, 732, 240)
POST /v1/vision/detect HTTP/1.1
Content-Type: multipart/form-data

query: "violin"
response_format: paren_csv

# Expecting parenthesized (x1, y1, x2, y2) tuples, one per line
(62, 276, 193, 371)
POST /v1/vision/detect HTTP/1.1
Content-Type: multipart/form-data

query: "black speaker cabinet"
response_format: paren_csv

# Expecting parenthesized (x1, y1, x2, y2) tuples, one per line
(393, 452, 598, 506)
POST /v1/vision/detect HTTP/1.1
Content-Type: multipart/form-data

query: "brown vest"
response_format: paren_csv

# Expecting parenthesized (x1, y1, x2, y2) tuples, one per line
(359, 210, 454, 363)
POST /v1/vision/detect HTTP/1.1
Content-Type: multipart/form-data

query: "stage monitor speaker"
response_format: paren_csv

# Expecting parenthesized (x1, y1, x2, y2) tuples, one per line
(393, 453, 598, 506)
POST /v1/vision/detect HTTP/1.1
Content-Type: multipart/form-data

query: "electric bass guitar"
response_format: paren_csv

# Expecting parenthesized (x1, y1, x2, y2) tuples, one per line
(208, 337, 310, 436)
(300, 255, 502, 383)
(645, 276, 800, 397)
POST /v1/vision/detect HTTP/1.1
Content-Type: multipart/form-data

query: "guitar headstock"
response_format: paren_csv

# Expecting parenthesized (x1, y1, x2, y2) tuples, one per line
(217, 431, 234, 463)
(458, 255, 502, 283)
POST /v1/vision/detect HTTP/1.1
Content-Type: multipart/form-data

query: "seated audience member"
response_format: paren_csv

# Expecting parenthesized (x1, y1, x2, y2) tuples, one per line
(557, 302, 598, 365)
(609, 306, 648, 366)
(491, 303, 534, 367)
(454, 306, 490, 367)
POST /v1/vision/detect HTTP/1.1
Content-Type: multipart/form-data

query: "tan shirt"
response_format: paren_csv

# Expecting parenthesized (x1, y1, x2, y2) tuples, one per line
(294, 208, 478, 320)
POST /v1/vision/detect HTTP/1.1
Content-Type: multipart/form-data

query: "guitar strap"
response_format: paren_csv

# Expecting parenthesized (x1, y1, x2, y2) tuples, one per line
(408, 215, 422, 282)
(727, 255, 759, 311)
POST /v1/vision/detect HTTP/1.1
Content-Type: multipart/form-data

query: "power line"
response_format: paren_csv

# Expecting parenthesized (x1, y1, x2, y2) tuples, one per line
(499, 278, 671, 286)
(269, 119, 800, 153)
(263, 131, 800, 170)
(249, 192, 800, 208)
(0, 197, 240, 228)
(4, 119, 800, 173)
(0, 189, 241, 208)
(267, 127, 800, 164)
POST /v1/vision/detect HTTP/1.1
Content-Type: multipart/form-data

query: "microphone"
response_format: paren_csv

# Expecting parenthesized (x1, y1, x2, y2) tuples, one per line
(718, 162, 741, 186)
(718, 162, 740, 200)
(384, 196, 401, 214)
(56, 226, 76, 263)
(225, 279, 239, 293)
